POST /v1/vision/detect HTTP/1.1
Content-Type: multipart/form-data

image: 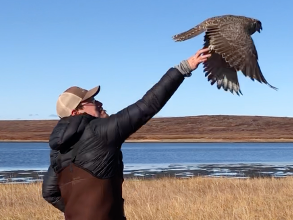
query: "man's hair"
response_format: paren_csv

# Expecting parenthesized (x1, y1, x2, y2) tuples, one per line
(75, 104, 84, 111)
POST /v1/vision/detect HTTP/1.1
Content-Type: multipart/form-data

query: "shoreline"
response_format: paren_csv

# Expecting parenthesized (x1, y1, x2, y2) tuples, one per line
(1, 138, 293, 143)
(1, 162, 293, 184)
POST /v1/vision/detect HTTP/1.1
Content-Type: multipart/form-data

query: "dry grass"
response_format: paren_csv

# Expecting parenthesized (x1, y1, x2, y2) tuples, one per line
(1, 177, 293, 220)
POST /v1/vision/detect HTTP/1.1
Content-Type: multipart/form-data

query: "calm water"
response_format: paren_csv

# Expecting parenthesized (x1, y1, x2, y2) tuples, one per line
(0, 142, 293, 171)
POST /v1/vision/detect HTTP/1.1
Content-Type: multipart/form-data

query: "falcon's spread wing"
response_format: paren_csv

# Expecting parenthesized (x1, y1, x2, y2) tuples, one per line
(203, 34, 242, 95)
(206, 22, 277, 90)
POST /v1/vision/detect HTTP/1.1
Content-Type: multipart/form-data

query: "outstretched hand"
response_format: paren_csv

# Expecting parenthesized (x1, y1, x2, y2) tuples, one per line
(187, 48, 211, 71)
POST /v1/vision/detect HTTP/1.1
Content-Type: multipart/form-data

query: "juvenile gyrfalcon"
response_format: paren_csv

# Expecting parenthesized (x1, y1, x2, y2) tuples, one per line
(172, 15, 277, 95)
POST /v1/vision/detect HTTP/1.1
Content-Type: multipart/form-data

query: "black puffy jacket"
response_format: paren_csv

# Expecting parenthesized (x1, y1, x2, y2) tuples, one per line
(42, 67, 185, 220)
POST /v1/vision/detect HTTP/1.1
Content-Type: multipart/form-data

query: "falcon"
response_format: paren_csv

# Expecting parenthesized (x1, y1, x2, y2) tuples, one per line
(172, 15, 277, 95)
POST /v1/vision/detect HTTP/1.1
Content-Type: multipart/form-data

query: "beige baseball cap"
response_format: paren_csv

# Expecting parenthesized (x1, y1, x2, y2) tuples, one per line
(56, 85, 100, 118)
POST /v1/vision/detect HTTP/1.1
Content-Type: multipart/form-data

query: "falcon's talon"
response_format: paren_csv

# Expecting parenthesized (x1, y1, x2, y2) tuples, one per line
(208, 45, 214, 52)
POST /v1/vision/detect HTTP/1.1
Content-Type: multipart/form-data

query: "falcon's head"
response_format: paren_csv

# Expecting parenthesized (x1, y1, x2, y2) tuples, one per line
(248, 19, 262, 35)
(252, 19, 262, 33)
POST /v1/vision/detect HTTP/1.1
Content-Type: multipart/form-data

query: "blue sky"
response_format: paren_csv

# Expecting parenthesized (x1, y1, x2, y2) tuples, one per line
(0, 0, 291, 120)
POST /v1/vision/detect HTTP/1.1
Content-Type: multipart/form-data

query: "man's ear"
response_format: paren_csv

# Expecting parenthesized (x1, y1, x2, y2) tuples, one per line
(71, 109, 79, 116)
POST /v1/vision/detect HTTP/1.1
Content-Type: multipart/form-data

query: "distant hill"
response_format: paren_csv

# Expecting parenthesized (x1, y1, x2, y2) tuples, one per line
(1, 115, 293, 142)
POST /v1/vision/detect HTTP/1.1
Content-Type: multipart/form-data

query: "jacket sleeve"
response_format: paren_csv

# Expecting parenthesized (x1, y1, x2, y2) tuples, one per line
(42, 165, 65, 212)
(93, 67, 185, 144)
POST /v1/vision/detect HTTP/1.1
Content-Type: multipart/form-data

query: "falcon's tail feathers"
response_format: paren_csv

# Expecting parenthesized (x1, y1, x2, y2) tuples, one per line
(172, 24, 205, 42)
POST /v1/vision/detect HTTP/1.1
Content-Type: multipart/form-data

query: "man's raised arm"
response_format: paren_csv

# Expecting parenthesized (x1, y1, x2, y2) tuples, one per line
(94, 48, 211, 144)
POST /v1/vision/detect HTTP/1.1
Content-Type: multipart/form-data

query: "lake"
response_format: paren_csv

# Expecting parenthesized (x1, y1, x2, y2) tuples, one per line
(1, 142, 293, 183)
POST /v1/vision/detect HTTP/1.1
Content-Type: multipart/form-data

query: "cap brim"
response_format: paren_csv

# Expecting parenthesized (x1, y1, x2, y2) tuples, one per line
(82, 86, 100, 101)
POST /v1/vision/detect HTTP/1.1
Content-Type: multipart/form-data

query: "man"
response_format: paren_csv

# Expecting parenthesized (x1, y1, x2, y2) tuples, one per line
(42, 48, 211, 220)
